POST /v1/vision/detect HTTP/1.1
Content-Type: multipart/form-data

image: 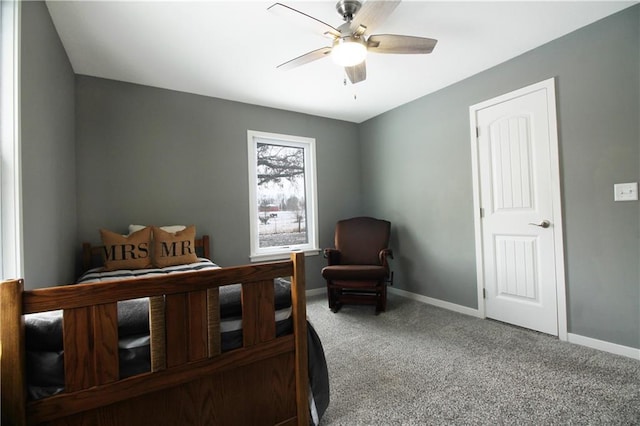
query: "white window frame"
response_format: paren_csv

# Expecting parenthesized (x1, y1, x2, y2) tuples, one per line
(0, 0, 23, 280)
(247, 130, 319, 262)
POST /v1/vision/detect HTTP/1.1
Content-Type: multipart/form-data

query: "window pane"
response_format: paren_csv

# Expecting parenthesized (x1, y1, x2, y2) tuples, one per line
(256, 142, 308, 248)
(1, 0, 23, 279)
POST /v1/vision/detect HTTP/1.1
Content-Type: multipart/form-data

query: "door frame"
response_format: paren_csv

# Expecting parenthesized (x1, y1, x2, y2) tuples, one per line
(469, 77, 568, 341)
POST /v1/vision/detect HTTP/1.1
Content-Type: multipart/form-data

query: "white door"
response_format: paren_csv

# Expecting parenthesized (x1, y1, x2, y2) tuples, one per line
(470, 78, 566, 337)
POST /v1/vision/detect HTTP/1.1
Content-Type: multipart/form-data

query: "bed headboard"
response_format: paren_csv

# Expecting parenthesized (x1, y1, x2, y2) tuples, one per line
(82, 235, 211, 272)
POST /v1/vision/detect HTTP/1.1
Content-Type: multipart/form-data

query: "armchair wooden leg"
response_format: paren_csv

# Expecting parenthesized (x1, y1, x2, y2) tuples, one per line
(326, 282, 342, 313)
(326, 283, 337, 312)
(332, 287, 342, 313)
(375, 282, 387, 314)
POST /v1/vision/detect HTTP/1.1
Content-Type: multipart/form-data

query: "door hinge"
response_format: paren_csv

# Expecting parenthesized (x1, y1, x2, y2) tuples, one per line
(483, 288, 486, 299)
(476, 127, 480, 138)
(480, 207, 485, 218)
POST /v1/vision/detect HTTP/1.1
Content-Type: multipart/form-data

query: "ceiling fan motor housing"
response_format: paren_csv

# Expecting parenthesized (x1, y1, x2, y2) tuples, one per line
(336, 0, 361, 22)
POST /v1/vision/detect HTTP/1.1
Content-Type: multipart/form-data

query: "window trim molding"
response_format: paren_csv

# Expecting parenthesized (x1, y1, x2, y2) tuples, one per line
(247, 130, 319, 262)
(0, 0, 23, 279)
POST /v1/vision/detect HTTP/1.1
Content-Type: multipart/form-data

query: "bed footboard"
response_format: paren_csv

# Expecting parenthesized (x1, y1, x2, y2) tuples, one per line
(0, 277, 26, 423)
(1, 253, 308, 426)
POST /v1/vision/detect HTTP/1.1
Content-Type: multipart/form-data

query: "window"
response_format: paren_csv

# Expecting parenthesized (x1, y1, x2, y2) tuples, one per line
(247, 130, 319, 261)
(0, 0, 23, 279)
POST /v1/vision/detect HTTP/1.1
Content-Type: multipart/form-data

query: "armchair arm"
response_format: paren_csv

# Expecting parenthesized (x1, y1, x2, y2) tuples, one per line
(323, 248, 341, 265)
(379, 248, 393, 267)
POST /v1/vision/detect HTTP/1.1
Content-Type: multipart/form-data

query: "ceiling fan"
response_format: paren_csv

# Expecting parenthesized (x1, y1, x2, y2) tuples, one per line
(268, 0, 437, 84)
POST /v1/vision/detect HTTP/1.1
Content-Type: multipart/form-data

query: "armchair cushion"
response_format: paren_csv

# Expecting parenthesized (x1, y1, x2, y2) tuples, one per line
(322, 265, 388, 281)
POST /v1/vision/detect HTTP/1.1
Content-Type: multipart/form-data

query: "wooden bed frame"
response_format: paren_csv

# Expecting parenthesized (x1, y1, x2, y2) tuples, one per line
(0, 236, 309, 425)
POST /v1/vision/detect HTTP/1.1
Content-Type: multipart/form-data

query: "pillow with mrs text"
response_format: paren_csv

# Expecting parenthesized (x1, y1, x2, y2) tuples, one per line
(100, 227, 152, 271)
(152, 225, 198, 268)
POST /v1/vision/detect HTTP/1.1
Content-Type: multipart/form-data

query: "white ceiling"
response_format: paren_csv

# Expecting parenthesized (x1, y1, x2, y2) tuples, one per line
(46, 1, 636, 123)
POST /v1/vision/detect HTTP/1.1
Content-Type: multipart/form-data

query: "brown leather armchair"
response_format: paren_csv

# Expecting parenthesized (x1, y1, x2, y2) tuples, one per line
(321, 217, 393, 314)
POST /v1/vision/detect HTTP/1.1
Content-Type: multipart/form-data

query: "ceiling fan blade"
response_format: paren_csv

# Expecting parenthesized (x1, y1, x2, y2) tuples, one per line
(349, 0, 401, 35)
(345, 61, 367, 84)
(268, 3, 341, 39)
(367, 34, 437, 54)
(277, 47, 332, 71)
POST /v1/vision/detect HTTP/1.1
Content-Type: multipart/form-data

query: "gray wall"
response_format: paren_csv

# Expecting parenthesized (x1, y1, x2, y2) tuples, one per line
(75, 76, 361, 288)
(21, 2, 77, 288)
(360, 6, 640, 349)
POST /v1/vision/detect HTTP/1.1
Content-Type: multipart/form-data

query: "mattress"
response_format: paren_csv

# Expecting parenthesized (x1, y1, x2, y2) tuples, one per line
(24, 258, 294, 400)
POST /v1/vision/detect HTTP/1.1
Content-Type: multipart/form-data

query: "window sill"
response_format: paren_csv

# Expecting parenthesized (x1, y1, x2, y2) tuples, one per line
(250, 248, 321, 263)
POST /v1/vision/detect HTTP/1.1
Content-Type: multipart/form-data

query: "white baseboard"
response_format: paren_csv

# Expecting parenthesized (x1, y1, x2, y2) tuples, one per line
(306, 287, 325, 297)
(388, 287, 482, 318)
(568, 333, 640, 360)
(388, 287, 640, 360)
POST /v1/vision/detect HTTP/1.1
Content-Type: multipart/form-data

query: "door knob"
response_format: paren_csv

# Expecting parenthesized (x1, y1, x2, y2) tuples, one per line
(528, 220, 550, 228)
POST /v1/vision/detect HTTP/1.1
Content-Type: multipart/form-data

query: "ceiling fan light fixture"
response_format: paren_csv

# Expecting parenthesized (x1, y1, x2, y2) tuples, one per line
(331, 36, 367, 67)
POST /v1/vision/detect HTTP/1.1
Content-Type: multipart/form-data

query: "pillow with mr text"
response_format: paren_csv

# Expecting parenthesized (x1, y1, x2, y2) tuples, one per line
(100, 227, 152, 271)
(152, 225, 198, 268)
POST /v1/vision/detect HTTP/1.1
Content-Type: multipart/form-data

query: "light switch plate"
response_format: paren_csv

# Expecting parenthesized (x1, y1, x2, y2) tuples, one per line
(614, 182, 638, 201)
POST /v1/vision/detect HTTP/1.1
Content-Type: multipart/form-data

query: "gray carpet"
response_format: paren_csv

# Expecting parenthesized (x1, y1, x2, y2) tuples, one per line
(306, 293, 640, 425)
